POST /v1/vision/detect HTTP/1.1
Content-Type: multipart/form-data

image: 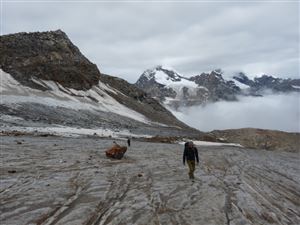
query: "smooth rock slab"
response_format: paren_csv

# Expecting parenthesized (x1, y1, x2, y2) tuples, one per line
(0, 136, 299, 225)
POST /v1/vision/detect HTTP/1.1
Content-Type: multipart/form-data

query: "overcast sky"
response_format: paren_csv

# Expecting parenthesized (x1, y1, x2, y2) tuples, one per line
(1, 1, 299, 83)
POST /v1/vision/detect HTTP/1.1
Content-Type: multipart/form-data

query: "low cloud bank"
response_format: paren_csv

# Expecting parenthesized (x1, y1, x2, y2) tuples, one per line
(171, 93, 300, 132)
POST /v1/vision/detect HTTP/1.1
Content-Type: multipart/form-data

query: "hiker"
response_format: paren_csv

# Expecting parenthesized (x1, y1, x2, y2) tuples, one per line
(183, 141, 199, 180)
(127, 138, 131, 147)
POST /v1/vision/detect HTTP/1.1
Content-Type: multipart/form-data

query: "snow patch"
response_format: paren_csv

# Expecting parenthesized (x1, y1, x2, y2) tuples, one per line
(0, 69, 150, 124)
(154, 70, 197, 88)
(0, 115, 25, 122)
(232, 79, 250, 89)
(1, 125, 152, 138)
(151, 68, 205, 99)
(143, 69, 155, 80)
(179, 141, 243, 147)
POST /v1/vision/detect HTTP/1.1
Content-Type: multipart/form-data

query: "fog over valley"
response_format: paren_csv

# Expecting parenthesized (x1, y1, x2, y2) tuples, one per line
(170, 93, 300, 133)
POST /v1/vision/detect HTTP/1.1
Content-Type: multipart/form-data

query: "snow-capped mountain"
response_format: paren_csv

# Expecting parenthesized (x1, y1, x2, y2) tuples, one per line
(135, 66, 240, 108)
(135, 65, 210, 108)
(0, 30, 198, 137)
(135, 66, 300, 109)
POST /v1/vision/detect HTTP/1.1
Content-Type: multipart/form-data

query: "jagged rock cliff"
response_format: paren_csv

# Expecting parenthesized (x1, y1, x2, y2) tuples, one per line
(0, 30, 100, 90)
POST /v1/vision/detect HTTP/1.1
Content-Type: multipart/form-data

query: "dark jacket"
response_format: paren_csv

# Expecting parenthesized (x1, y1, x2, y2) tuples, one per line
(183, 144, 199, 164)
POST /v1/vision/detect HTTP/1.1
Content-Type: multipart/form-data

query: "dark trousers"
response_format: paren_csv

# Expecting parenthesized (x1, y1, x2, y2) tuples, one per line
(187, 160, 196, 179)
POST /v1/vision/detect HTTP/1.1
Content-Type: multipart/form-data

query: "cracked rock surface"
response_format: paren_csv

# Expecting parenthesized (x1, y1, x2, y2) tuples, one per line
(1, 136, 299, 225)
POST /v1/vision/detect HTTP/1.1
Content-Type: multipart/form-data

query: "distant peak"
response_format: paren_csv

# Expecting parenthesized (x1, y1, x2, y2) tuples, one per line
(155, 65, 163, 70)
(212, 69, 223, 75)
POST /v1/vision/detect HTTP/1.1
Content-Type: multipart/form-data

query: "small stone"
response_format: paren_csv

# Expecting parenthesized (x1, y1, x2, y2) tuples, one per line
(261, 211, 277, 223)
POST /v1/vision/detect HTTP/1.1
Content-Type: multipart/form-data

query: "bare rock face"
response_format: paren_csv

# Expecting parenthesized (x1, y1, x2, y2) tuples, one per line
(105, 144, 127, 159)
(0, 30, 100, 90)
(190, 70, 240, 101)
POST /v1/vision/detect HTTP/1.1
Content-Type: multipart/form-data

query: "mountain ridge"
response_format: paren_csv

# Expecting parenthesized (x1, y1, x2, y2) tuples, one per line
(135, 66, 300, 109)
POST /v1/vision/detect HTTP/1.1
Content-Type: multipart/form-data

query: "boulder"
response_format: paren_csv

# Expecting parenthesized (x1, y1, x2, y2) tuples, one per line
(105, 144, 127, 159)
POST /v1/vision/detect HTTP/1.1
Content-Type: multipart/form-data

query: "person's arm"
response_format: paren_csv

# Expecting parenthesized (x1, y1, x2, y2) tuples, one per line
(195, 147, 199, 163)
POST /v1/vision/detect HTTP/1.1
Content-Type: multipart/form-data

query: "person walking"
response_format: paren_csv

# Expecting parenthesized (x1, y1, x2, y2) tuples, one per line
(127, 138, 131, 147)
(183, 141, 199, 181)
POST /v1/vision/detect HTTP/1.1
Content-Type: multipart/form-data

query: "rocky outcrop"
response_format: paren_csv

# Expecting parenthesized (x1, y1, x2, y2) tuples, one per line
(105, 144, 127, 159)
(0, 30, 100, 90)
(209, 128, 300, 152)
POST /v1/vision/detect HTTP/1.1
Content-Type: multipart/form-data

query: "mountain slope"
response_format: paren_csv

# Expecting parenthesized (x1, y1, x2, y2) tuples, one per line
(0, 31, 199, 138)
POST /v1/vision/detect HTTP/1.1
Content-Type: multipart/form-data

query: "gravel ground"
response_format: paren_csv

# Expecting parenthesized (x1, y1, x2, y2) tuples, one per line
(1, 135, 299, 225)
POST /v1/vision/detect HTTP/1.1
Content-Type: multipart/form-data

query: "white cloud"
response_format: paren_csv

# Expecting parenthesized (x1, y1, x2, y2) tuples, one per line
(171, 93, 300, 133)
(2, 1, 299, 82)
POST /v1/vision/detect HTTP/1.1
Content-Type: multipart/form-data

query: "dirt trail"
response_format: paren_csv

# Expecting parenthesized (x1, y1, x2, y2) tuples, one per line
(1, 136, 299, 225)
